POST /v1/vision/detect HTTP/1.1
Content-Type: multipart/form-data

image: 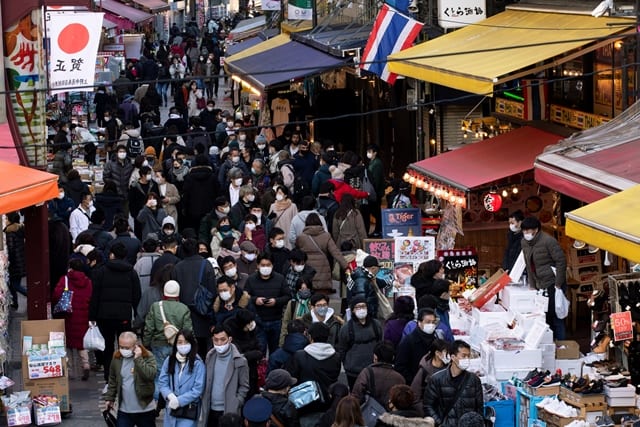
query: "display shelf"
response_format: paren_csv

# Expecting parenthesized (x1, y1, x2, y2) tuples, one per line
(559, 387, 607, 418)
(538, 408, 584, 427)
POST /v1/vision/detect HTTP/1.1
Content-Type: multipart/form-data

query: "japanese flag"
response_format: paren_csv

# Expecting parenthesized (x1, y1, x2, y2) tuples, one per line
(47, 11, 104, 94)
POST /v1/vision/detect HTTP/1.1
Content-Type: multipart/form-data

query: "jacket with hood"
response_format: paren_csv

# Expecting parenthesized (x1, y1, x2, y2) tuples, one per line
(332, 208, 367, 250)
(103, 344, 157, 408)
(423, 368, 483, 427)
(183, 165, 219, 220)
(410, 356, 447, 409)
(288, 342, 342, 407)
(337, 318, 382, 378)
(212, 287, 252, 327)
(103, 156, 134, 196)
(63, 177, 90, 206)
(296, 225, 347, 291)
(143, 299, 193, 348)
(396, 327, 437, 384)
(348, 267, 379, 318)
(376, 410, 435, 427)
(262, 390, 300, 427)
(53, 270, 92, 349)
(521, 231, 566, 290)
(136, 205, 167, 241)
(133, 251, 161, 294)
(129, 180, 159, 220)
(90, 258, 141, 321)
(300, 308, 344, 348)
(268, 332, 308, 372)
(78, 223, 114, 254)
(289, 210, 328, 247)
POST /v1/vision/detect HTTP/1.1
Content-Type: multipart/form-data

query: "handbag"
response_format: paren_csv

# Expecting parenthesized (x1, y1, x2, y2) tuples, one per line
(362, 169, 377, 202)
(169, 373, 199, 419)
(361, 367, 386, 427)
(53, 276, 74, 316)
(372, 279, 393, 321)
(288, 380, 323, 409)
(196, 96, 206, 109)
(159, 301, 180, 345)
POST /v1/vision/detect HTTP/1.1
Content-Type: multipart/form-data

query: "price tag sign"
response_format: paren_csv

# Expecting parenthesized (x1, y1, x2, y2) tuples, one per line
(27, 357, 64, 379)
(611, 311, 633, 341)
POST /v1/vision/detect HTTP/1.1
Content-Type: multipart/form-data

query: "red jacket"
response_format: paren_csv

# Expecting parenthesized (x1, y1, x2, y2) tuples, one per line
(328, 179, 368, 203)
(53, 270, 93, 349)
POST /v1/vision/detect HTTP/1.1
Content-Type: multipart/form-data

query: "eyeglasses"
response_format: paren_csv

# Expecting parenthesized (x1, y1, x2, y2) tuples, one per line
(353, 304, 368, 310)
(314, 304, 328, 308)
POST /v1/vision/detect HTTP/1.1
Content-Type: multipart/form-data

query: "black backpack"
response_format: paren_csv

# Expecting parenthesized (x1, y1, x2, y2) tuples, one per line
(292, 176, 311, 205)
(127, 135, 144, 158)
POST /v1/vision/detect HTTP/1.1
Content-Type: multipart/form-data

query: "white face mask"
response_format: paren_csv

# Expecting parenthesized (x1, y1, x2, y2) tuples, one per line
(224, 267, 237, 278)
(148, 199, 158, 208)
(523, 233, 535, 241)
(244, 253, 256, 261)
(221, 206, 230, 214)
(259, 266, 272, 276)
(274, 239, 285, 249)
(58, 192, 65, 200)
(457, 358, 471, 371)
(422, 323, 437, 334)
(440, 353, 451, 364)
(207, 106, 214, 111)
(233, 178, 243, 186)
(245, 223, 256, 231)
(232, 156, 240, 164)
(120, 348, 133, 358)
(509, 223, 521, 233)
(214, 343, 230, 354)
(275, 194, 285, 201)
(177, 344, 191, 355)
(117, 152, 127, 160)
(145, 174, 152, 181)
(247, 320, 257, 331)
(238, 135, 247, 142)
(354, 308, 368, 319)
(257, 144, 266, 150)
(366, 152, 374, 159)
(142, 160, 149, 167)
(219, 290, 232, 301)
(294, 264, 305, 273)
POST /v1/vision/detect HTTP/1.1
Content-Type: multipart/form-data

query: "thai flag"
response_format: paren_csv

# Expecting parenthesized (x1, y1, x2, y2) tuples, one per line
(360, 4, 423, 84)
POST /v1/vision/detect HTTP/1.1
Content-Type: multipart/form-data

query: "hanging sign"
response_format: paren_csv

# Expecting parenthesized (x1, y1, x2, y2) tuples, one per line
(382, 208, 422, 238)
(437, 248, 479, 287)
(483, 192, 502, 212)
(263, 0, 282, 11)
(288, 0, 313, 20)
(394, 236, 436, 265)
(47, 11, 104, 94)
(437, 0, 486, 28)
(611, 311, 633, 341)
(363, 239, 395, 270)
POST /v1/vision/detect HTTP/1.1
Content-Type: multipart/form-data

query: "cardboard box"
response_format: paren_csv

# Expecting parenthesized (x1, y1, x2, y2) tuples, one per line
(604, 384, 635, 398)
(606, 396, 636, 407)
(500, 286, 540, 313)
(35, 405, 62, 426)
(469, 269, 511, 307)
(555, 358, 583, 376)
(6, 406, 31, 427)
(555, 341, 580, 359)
(472, 305, 511, 327)
(22, 374, 70, 412)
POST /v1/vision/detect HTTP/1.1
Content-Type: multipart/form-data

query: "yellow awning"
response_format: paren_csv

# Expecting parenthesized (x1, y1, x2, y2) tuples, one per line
(225, 34, 291, 63)
(388, 9, 634, 95)
(565, 185, 640, 263)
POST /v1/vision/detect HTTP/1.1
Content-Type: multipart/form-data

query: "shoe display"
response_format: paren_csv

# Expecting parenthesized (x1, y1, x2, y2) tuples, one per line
(535, 396, 557, 409)
(593, 335, 611, 353)
(595, 416, 614, 427)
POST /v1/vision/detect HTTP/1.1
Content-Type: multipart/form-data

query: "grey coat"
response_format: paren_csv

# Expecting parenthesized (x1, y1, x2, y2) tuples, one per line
(198, 344, 250, 427)
(521, 231, 566, 289)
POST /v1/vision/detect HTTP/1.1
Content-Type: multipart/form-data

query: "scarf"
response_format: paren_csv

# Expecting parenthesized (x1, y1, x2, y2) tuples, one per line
(295, 299, 310, 318)
(176, 353, 187, 364)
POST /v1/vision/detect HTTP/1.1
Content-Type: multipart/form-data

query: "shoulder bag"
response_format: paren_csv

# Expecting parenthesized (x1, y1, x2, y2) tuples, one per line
(288, 380, 324, 409)
(361, 366, 386, 427)
(440, 371, 471, 425)
(159, 301, 179, 345)
(169, 374, 199, 419)
(192, 259, 215, 316)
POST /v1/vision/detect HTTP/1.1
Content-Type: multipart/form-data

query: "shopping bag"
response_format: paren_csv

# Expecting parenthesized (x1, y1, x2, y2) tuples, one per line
(53, 276, 73, 317)
(83, 325, 106, 351)
(555, 289, 570, 320)
(288, 381, 323, 409)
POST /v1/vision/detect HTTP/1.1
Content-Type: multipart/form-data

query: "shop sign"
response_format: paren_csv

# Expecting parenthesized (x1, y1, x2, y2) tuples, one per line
(611, 311, 633, 341)
(263, 0, 281, 11)
(437, 248, 478, 286)
(288, 0, 313, 20)
(394, 236, 436, 266)
(382, 208, 422, 238)
(495, 97, 524, 119)
(437, 0, 486, 28)
(27, 357, 64, 379)
(550, 104, 610, 130)
(363, 239, 395, 270)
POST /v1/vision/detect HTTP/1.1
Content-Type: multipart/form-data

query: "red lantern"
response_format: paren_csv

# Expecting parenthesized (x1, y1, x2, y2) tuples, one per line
(483, 192, 502, 212)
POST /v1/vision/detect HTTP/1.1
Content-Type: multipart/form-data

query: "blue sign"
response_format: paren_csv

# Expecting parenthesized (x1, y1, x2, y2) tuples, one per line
(382, 208, 422, 238)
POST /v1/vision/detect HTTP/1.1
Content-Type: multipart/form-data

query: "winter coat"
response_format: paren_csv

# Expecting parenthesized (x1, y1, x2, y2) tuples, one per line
(503, 229, 523, 271)
(134, 286, 162, 331)
(521, 231, 566, 290)
(136, 206, 168, 241)
(53, 270, 92, 349)
(317, 195, 339, 232)
(289, 210, 328, 247)
(103, 157, 134, 196)
(352, 363, 406, 409)
(268, 199, 298, 250)
(89, 259, 141, 321)
(143, 300, 193, 348)
(198, 344, 249, 426)
(411, 274, 435, 303)
(173, 255, 217, 338)
(396, 328, 436, 384)
(47, 197, 75, 224)
(237, 256, 257, 277)
(262, 391, 300, 427)
(423, 369, 483, 427)
(312, 164, 332, 196)
(209, 229, 241, 259)
(244, 271, 290, 321)
(336, 318, 382, 377)
(238, 226, 267, 253)
(376, 411, 435, 427)
(183, 165, 218, 220)
(368, 157, 385, 199)
(150, 251, 180, 279)
(158, 356, 206, 427)
(212, 288, 252, 327)
(4, 223, 26, 278)
(106, 233, 142, 266)
(104, 345, 157, 408)
(158, 182, 181, 225)
(49, 220, 72, 288)
(63, 177, 90, 207)
(300, 308, 344, 348)
(268, 332, 308, 372)
(293, 151, 318, 186)
(328, 179, 368, 204)
(94, 190, 125, 231)
(134, 252, 161, 294)
(264, 246, 291, 275)
(348, 267, 379, 318)
(410, 356, 447, 409)
(383, 318, 411, 347)
(129, 180, 160, 220)
(278, 298, 311, 346)
(296, 225, 347, 290)
(79, 224, 114, 254)
(332, 209, 368, 250)
(287, 343, 342, 408)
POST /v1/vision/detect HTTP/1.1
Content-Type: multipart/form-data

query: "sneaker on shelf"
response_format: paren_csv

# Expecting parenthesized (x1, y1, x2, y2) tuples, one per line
(621, 414, 640, 424)
(544, 400, 564, 416)
(535, 396, 556, 409)
(595, 415, 614, 427)
(523, 368, 540, 382)
(541, 374, 562, 387)
(602, 415, 615, 427)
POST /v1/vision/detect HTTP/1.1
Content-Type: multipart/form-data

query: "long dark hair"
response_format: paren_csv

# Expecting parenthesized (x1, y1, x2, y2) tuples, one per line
(334, 194, 356, 221)
(168, 329, 199, 374)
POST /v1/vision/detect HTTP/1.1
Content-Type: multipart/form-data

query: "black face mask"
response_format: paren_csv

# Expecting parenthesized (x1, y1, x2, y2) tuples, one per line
(437, 298, 450, 312)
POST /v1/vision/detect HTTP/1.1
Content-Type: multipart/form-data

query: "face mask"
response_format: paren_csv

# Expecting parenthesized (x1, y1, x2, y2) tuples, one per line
(244, 253, 257, 261)
(247, 321, 257, 331)
(276, 194, 285, 201)
(251, 167, 257, 175)
(214, 343, 230, 354)
(221, 206, 230, 214)
(423, 323, 437, 334)
(246, 194, 255, 202)
(104, 116, 111, 122)
(523, 233, 535, 241)
(177, 344, 191, 355)
(145, 174, 152, 181)
(298, 289, 312, 300)
(225, 267, 237, 278)
(219, 290, 232, 301)
(274, 239, 285, 249)
(316, 306, 329, 317)
(238, 135, 247, 142)
(148, 199, 158, 208)
(232, 156, 240, 164)
(254, 217, 262, 226)
(440, 353, 451, 364)
(117, 152, 127, 160)
(257, 144, 266, 150)
(220, 224, 231, 232)
(354, 308, 368, 320)
(294, 264, 305, 273)
(509, 223, 521, 233)
(88, 201, 94, 208)
(246, 223, 256, 231)
(120, 349, 133, 358)
(207, 106, 214, 111)
(58, 192, 65, 200)
(142, 160, 149, 167)
(366, 152, 374, 159)
(259, 266, 272, 276)
(233, 178, 243, 186)
(164, 228, 174, 235)
(457, 358, 471, 371)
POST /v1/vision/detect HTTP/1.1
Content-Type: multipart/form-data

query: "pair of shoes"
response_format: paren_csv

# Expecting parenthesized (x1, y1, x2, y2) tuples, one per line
(593, 335, 612, 353)
(82, 369, 90, 381)
(527, 370, 549, 387)
(535, 396, 557, 409)
(595, 415, 615, 427)
(545, 400, 578, 418)
(524, 368, 541, 382)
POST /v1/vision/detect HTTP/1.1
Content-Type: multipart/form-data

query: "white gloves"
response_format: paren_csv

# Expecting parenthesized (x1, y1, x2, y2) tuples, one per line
(167, 393, 180, 410)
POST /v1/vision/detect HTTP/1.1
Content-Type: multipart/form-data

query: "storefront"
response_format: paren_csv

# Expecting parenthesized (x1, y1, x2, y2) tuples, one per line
(98, 0, 154, 33)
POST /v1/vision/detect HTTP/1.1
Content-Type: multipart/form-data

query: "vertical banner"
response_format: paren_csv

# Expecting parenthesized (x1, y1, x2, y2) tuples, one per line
(197, 0, 205, 29)
(288, 0, 313, 19)
(3, 10, 47, 167)
(47, 11, 104, 94)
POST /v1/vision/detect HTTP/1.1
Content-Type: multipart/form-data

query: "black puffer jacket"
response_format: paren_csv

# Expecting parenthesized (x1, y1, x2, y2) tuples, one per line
(261, 391, 299, 427)
(244, 272, 290, 321)
(423, 369, 483, 427)
(395, 328, 436, 383)
(103, 157, 134, 196)
(182, 165, 218, 219)
(89, 259, 141, 321)
(503, 229, 523, 271)
(4, 223, 26, 278)
(521, 231, 566, 289)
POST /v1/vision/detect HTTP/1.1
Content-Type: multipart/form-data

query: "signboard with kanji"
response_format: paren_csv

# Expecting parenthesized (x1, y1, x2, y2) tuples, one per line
(437, 0, 486, 28)
(611, 311, 633, 342)
(363, 239, 395, 270)
(437, 249, 479, 287)
(395, 236, 436, 265)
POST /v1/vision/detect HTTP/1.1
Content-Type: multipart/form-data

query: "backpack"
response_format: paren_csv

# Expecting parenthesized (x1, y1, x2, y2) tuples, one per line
(348, 319, 381, 345)
(292, 176, 311, 206)
(316, 199, 337, 219)
(127, 135, 144, 158)
(192, 259, 215, 316)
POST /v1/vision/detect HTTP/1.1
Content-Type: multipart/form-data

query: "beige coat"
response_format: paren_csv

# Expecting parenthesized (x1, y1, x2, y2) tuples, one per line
(332, 209, 368, 250)
(296, 225, 347, 290)
(269, 198, 298, 250)
(159, 182, 180, 225)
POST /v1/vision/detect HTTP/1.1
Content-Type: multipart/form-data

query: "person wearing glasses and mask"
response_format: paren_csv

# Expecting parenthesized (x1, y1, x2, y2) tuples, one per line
(300, 293, 344, 348)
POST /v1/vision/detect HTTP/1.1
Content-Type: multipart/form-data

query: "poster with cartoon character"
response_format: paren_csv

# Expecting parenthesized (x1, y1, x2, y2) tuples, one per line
(394, 236, 436, 267)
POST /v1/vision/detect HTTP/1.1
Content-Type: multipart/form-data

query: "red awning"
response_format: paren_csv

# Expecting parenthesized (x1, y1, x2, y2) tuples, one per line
(0, 161, 59, 215)
(99, 0, 153, 24)
(408, 126, 562, 191)
(0, 123, 20, 164)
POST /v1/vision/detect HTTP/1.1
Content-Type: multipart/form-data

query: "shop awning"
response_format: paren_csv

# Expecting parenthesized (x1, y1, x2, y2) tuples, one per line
(225, 34, 290, 63)
(99, 0, 153, 24)
(534, 100, 640, 203)
(566, 185, 640, 263)
(130, 0, 169, 12)
(102, 16, 118, 30)
(387, 8, 634, 95)
(0, 162, 59, 215)
(226, 39, 347, 91)
(0, 124, 20, 164)
(228, 16, 267, 41)
(409, 126, 561, 192)
(226, 36, 270, 57)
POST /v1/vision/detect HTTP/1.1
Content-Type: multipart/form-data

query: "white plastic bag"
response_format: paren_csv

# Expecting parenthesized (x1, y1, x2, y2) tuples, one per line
(83, 325, 106, 351)
(555, 289, 570, 320)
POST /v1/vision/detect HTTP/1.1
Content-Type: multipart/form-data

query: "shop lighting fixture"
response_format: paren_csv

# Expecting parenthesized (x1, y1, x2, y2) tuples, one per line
(402, 170, 467, 209)
(231, 75, 260, 96)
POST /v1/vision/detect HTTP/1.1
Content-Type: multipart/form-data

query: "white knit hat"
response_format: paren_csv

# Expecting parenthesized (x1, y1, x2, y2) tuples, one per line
(164, 280, 180, 298)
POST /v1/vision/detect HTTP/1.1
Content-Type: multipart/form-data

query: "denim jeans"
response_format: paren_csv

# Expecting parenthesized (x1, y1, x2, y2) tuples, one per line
(151, 345, 172, 400)
(116, 410, 156, 427)
(260, 319, 282, 356)
(9, 276, 27, 304)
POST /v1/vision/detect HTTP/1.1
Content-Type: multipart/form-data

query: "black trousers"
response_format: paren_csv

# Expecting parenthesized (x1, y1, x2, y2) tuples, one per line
(97, 318, 131, 382)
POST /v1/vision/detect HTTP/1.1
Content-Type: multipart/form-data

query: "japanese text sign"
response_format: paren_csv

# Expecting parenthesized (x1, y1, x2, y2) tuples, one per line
(437, 249, 479, 286)
(394, 236, 436, 265)
(611, 311, 633, 342)
(437, 0, 486, 28)
(363, 239, 395, 269)
(382, 208, 422, 238)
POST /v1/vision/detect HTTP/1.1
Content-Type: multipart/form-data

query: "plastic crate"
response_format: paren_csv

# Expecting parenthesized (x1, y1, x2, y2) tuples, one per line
(485, 400, 515, 427)
(516, 388, 547, 427)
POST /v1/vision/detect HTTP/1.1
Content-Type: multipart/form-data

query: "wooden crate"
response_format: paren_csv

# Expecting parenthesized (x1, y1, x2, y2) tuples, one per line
(523, 384, 560, 397)
(559, 387, 607, 418)
(568, 265, 602, 283)
(538, 408, 582, 427)
(568, 248, 601, 266)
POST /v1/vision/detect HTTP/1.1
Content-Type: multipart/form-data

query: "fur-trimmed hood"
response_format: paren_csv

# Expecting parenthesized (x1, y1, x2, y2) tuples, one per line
(378, 412, 435, 427)
(213, 289, 250, 313)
